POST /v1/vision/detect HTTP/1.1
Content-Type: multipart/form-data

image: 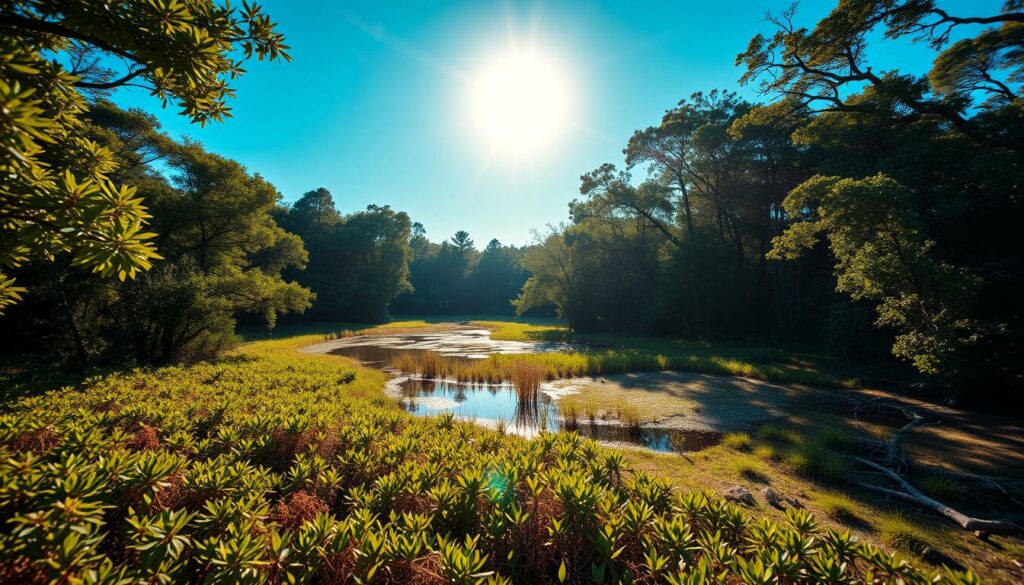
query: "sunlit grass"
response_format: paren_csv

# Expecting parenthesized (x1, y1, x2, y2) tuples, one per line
(722, 432, 753, 452)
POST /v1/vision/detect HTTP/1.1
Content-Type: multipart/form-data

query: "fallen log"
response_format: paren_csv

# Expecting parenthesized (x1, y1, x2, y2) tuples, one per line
(851, 457, 1022, 536)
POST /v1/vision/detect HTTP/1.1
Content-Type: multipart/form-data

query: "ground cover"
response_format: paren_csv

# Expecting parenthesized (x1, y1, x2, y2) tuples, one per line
(0, 334, 979, 583)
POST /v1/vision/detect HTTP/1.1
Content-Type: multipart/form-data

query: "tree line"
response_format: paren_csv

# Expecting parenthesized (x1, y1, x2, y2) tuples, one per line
(513, 2, 1023, 394)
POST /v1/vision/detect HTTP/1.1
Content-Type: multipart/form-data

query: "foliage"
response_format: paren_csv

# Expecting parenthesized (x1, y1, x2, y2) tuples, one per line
(512, 1, 1024, 392)
(4, 103, 313, 364)
(0, 336, 973, 583)
(0, 0, 288, 313)
(278, 191, 413, 323)
(393, 230, 534, 317)
(770, 173, 983, 375)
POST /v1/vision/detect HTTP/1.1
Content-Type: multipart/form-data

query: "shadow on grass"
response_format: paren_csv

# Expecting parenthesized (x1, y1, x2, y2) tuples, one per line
(0, 355, 115, 405)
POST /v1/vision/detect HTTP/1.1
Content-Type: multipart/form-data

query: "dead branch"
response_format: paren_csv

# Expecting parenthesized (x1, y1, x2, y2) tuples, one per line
(885, 410, 927, 468)
(851, 457, 1022, 536)
(904, 463, 1024, 509)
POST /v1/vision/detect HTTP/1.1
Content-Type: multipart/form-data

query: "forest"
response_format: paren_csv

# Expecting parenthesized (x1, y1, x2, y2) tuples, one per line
(1, 0, 1022, 583)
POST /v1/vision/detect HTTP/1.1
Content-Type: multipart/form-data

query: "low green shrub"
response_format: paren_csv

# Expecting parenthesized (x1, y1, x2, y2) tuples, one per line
(0, 337, 972, 583)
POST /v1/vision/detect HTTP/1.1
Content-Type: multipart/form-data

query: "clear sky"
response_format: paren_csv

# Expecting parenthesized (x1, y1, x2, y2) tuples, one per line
(108, 0, 990, 246)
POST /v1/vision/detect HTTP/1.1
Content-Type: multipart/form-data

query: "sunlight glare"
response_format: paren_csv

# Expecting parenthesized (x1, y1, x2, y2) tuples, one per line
(468, 47, 571, 157)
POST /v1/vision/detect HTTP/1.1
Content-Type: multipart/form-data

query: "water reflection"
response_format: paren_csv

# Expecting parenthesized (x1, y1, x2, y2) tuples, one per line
(399, 378, 721, 453)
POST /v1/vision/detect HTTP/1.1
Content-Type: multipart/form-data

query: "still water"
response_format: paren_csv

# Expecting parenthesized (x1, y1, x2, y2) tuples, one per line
(398, 378, 721, 453)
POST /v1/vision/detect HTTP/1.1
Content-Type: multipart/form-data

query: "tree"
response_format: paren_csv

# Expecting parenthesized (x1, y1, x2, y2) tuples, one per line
(287, 188, 341, 249)
(514, 229, 577, 321)
(451, 230, 475, 255)
(770, 174, 983, 375)
(0, 0, 289, 312)
(4, 103, 312, 364)
(281, 203, 413, 322)
(736, 0, 1023, 149)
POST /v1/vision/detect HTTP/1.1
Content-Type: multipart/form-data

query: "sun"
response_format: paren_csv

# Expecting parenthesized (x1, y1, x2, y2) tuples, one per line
(468, 47, 571, 157)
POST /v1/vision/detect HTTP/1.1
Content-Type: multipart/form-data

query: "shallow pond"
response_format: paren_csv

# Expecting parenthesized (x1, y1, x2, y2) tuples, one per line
(325, 328, 582, 366)
(398, 378, 721, 453)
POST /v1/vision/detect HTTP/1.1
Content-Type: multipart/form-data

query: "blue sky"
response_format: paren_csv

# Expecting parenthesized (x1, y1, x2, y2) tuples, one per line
(108, 0, 990, 246)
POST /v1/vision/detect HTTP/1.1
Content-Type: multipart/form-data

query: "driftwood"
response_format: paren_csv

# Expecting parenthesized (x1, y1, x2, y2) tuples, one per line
(846, 400, 1023, 536)
(852, 457, 1022, 536)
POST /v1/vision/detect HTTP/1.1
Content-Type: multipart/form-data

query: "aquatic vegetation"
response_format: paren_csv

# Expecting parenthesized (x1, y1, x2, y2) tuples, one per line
(387, 333, 854, 389)
(0, 337, 972, 583)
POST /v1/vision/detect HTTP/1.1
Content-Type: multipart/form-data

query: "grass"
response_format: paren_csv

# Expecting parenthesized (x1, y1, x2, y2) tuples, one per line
(255, 316, 858, 388)
(409, 318, 860, 388)
(722, 432, 753, 451)
(879, 513, 930, 553)
(783, 442, 849, 484)
(917, 474, 968, 502)
(730, 455, 771, 483)
(816, 491, 865, 524)
(756, 423, 802, 445)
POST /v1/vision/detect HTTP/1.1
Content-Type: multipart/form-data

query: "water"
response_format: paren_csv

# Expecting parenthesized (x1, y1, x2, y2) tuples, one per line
(398, 378, 721, 453)
(326, 328, 582, 366)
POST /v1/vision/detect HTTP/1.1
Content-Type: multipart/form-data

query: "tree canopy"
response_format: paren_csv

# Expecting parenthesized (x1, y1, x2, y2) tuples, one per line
(0, 0, 289, 313)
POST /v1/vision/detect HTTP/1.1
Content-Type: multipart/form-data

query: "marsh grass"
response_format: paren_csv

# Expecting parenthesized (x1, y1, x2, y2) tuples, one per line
(466, 320, 859, 387)
(615, 402, 645, 429)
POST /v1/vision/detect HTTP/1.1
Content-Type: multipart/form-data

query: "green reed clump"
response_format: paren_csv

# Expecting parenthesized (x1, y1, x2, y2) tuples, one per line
(0, 336, 975, 584)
